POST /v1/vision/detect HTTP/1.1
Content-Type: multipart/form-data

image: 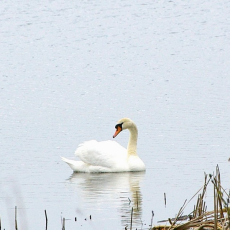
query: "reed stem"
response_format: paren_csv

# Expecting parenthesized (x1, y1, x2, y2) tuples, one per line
(130, 207, 133, 230)
(44, 210, 48, 230)
(62, 217, 65, 230)
(15, 206, 18, 230)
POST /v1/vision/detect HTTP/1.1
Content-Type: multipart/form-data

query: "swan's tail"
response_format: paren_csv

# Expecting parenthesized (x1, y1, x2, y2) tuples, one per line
(61, 157, 88, 172)
(61, 157, 75, 165)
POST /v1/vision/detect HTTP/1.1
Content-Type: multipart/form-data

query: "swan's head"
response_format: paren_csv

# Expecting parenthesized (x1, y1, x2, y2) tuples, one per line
(113, 118, 134, 138)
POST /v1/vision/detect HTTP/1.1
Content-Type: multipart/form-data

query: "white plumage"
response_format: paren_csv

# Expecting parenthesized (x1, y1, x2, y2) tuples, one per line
(62, 118, 146, 173)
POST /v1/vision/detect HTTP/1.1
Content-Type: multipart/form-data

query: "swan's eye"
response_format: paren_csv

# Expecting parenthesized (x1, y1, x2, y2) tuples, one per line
(115, 123, 123, 130)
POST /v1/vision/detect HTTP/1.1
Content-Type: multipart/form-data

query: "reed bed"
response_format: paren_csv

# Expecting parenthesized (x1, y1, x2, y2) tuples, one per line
(153, 165, 230, 230)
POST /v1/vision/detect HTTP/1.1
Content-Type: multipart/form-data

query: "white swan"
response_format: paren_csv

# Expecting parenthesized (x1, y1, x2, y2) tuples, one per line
(61, 118, 146, 173)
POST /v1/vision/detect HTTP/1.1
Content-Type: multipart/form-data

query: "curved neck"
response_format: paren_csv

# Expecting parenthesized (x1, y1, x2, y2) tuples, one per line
(127, 124, 138, 156)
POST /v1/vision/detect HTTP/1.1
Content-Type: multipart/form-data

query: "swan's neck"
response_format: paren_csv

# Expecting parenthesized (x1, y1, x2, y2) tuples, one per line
(127, 124, 138, 156)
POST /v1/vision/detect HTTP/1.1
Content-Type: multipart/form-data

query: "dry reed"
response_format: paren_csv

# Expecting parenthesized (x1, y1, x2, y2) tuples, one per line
(44, 210, 48, 230)
(153, 165, 230, 230)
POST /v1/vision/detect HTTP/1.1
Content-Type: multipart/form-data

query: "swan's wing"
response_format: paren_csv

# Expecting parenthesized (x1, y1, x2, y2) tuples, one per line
(75, 140, 127, 169)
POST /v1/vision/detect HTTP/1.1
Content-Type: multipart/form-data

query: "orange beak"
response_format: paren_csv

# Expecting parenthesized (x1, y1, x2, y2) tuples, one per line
(113, 126, 122, 138)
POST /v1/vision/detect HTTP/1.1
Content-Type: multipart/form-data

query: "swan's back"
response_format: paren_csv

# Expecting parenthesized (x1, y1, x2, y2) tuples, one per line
(75, 140, 128, 169)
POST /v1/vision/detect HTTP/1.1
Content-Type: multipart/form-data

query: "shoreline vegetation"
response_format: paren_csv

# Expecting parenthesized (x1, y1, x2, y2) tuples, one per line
(153, 165, 230, 230)
(1, 165, 229, 230)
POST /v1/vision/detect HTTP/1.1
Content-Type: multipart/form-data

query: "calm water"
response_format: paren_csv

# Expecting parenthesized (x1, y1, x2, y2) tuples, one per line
(1, 0, 230, 229)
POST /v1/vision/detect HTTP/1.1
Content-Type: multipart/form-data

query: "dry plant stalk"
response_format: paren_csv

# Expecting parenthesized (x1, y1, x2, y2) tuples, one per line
(154, 166, 230, 230)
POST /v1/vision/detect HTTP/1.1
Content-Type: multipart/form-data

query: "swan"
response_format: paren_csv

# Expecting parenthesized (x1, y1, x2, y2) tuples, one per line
(61, 118, 146, 173)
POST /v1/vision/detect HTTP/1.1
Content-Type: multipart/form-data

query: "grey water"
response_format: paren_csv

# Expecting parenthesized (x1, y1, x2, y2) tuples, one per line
(1, 0, 230, 229)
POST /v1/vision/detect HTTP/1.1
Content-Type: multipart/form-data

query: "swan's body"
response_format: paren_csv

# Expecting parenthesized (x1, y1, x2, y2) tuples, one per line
(62, 118, 146, 173)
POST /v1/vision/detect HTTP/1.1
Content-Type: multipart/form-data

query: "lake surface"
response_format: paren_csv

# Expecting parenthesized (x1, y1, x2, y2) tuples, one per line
(0, 0, 230, 229)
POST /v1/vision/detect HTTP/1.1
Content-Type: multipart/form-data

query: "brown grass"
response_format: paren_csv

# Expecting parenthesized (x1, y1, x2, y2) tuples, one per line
(153, 165, 230, 230)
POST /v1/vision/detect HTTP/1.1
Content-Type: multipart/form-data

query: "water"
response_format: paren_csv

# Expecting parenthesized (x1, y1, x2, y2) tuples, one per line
(1, 0, 230, 229)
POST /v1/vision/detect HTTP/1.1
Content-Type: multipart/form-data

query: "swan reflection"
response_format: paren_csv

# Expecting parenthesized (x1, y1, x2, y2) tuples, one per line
(67, 171, 145, 228)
